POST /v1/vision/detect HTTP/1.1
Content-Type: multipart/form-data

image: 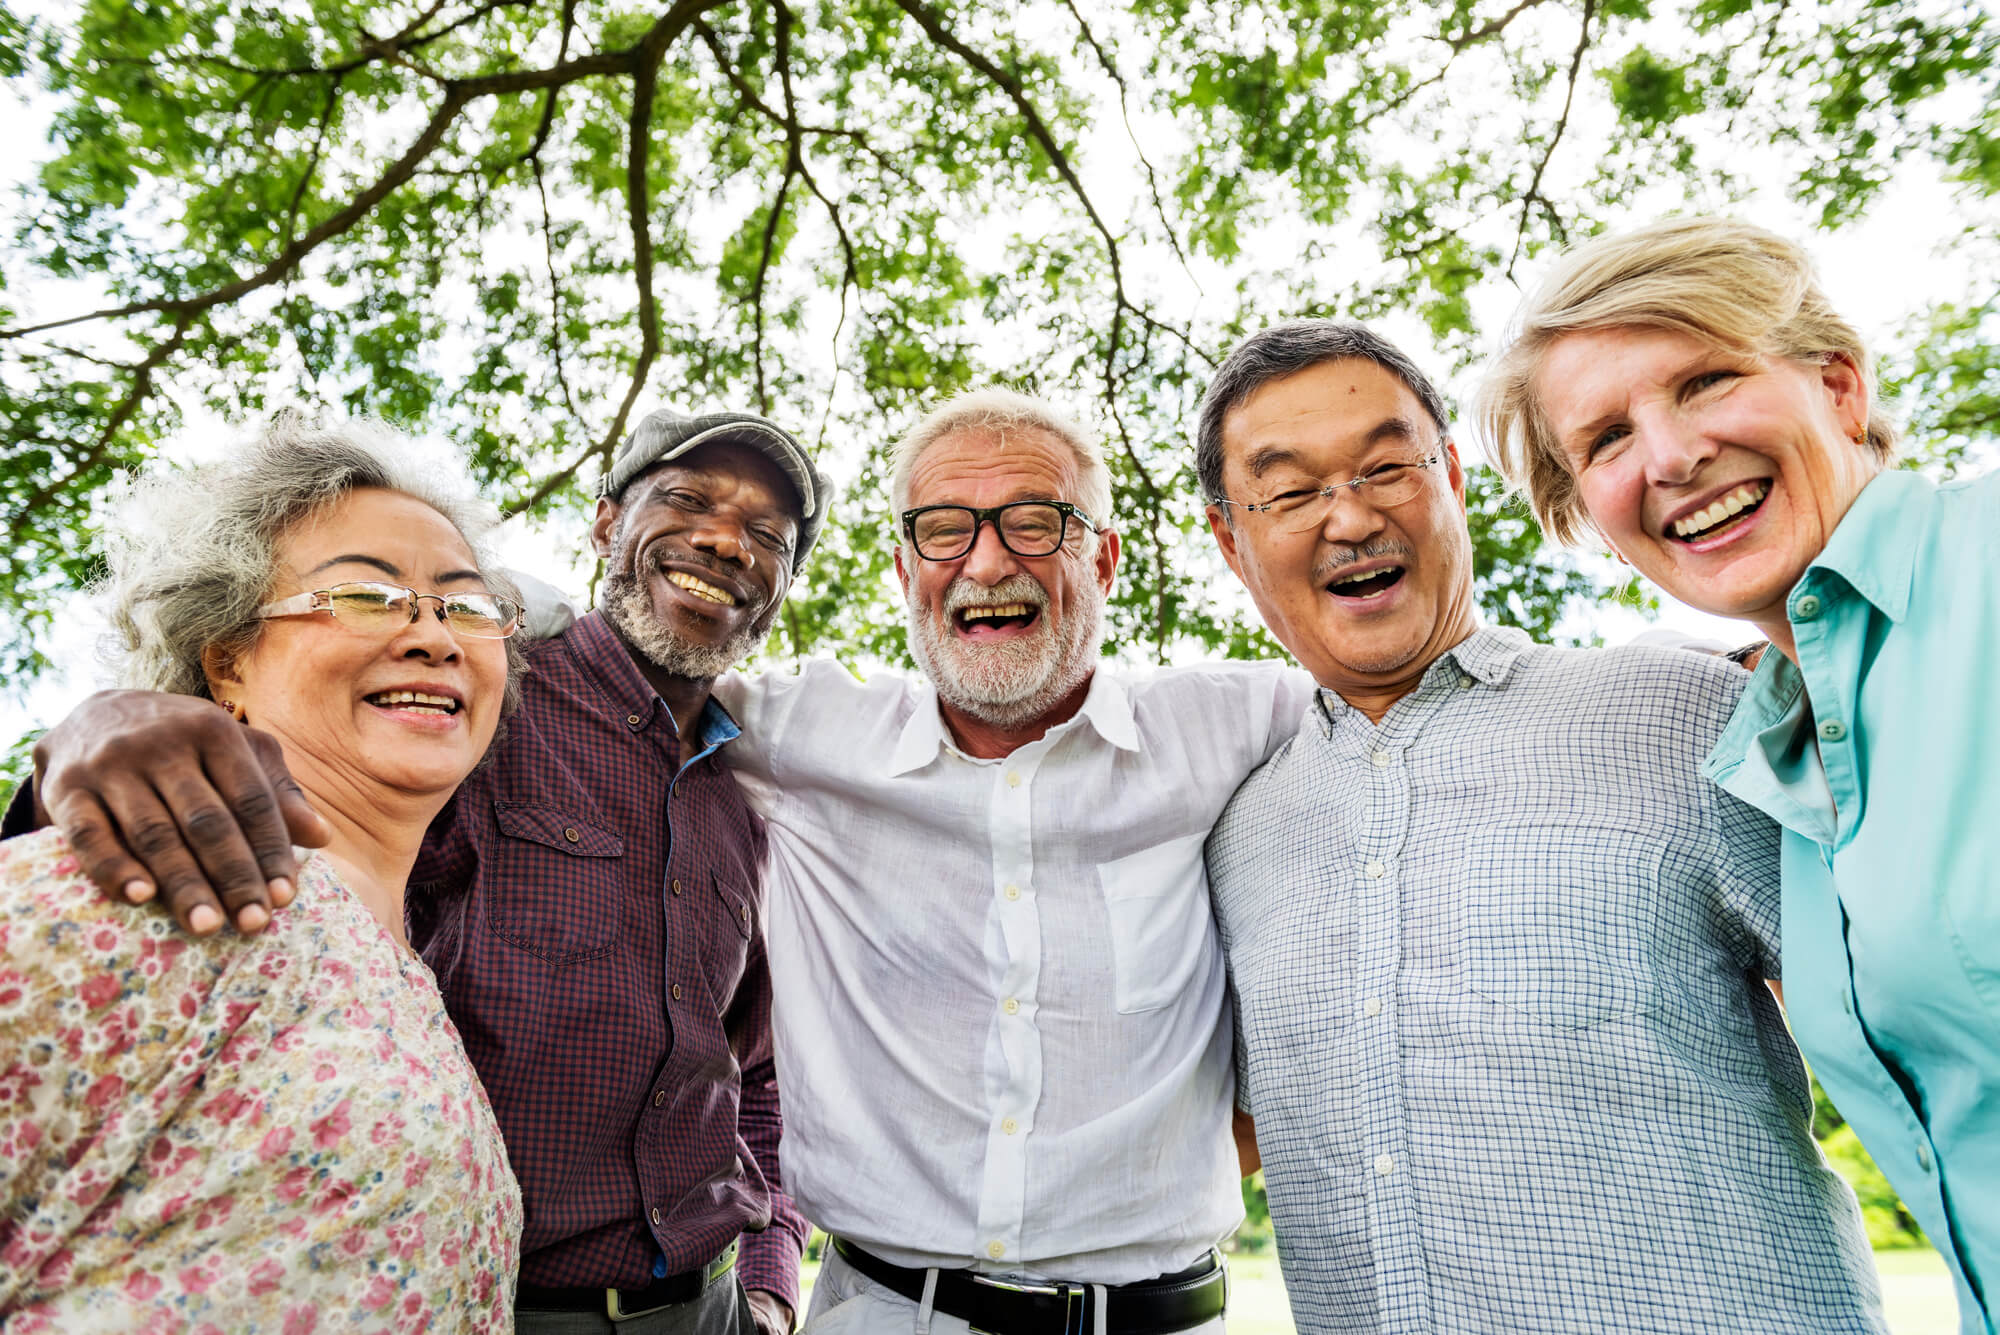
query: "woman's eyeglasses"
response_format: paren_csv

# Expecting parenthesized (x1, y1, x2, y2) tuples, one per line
(255, 581, 523, 640)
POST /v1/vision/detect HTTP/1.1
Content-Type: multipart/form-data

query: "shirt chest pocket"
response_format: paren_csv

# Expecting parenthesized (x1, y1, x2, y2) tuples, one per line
(1462, 824, 1665, 1030)
(1098, 832, 1219, 1015)
(702, 870, 755, 1004)
(487, 802, 624, 965)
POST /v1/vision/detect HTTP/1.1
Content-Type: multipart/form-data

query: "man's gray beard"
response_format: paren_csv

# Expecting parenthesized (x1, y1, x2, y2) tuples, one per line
(905, 570, 1105, 732)
(601, 565, 774, 679)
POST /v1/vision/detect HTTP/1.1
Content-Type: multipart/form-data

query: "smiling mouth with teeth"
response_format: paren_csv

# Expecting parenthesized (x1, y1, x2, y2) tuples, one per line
(956, 601, 1038, 632)
(365, 690, 460, 715)
(1670, 481, 1770, 541)
(1326, 566, 1407, 598)
(665, 569, 738, 606)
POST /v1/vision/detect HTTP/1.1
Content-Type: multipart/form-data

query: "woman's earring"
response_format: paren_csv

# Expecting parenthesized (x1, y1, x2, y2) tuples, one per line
(217, 698, 246, 722)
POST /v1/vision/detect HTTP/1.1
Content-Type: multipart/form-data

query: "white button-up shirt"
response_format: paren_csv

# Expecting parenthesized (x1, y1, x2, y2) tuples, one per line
(715, 658, 1313, 1283)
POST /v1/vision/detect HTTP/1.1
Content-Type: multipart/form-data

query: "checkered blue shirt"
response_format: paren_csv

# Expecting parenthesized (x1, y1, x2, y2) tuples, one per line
(1207, 627, 1886, 1334)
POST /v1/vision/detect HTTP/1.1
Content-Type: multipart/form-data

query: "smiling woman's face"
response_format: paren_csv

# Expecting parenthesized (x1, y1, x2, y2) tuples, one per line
(1534, 325, 1880, 635)
(207, 487, 509, 803)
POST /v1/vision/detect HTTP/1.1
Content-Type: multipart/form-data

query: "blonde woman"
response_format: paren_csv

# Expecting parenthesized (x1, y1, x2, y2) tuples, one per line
(1482, 217, 1998, 1335)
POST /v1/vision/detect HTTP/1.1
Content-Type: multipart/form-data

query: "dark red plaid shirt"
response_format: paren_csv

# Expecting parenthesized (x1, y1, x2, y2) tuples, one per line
(408, 610, 807, 1300)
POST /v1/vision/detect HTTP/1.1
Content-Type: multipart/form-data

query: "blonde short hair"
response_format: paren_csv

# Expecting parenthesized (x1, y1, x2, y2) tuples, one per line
(1479, 216, 1896, 546)
(889, 388, 1114, 528)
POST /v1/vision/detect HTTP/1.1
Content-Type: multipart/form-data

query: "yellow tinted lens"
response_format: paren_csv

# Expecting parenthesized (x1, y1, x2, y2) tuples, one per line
(442, 595, 515, 638)
(326, 583, 412, 628)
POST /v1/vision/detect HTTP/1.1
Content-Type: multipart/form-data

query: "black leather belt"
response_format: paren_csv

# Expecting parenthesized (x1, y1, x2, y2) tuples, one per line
(517, 1239, 738, 1321)
(832, 1238, 1226, 1335)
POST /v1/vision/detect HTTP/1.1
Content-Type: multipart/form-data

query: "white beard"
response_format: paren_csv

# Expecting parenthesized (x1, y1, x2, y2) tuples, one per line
(905, 569, 1104, 731)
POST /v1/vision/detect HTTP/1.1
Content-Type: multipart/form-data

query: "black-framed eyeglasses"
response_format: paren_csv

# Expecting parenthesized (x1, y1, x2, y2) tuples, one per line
(900, 500, 1100, 561)
(1212, 454, 1442, 532)
(256, 581, 523, 640)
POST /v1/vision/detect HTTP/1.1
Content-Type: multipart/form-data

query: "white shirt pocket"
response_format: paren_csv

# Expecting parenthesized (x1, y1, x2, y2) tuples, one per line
(1098, 832, 1217, 1015)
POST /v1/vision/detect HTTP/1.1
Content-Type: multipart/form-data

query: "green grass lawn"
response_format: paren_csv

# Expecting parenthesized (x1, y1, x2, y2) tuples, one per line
(796, 1247, 1956, 1333)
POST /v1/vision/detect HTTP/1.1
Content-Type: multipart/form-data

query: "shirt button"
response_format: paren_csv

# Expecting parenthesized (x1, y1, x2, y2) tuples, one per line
(1004, 885, 1021, 901)
(741, 905, 751, 926)
(1002, 1117, 1019, 1135)
(1369, 750, 1391, 768)
(651, 1207, 662, 1226)
(1374, 1154, 1395, 1177)
(653, 1090, 666, 1107)
(1364, 997, 1383, 1017)
(670, 984, 683, 1001)
(563, 827, 580, 843)
(987, 1241, 1006, 1259)
(1364, 860, 1386, 879)
(671, 878, 683, 896)
(1005, 771, 1022, 788)
(1002, 997, 1020, 1015)
(1793, 594, 1823, 621)
(1918, 1145, 1934, 1172)
(1818, 719, 1847, 743)
(1458, 675, 1474, 689)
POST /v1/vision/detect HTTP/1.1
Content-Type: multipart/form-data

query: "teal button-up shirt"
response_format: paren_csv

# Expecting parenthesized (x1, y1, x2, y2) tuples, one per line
(1704, 466, 2000, 1335)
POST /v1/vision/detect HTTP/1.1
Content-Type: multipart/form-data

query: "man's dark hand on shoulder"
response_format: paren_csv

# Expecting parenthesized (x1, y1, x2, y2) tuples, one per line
(8, 688, 329, 934)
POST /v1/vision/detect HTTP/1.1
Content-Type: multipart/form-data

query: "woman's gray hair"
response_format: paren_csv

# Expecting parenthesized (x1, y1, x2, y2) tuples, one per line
(100, 412, 526, 716)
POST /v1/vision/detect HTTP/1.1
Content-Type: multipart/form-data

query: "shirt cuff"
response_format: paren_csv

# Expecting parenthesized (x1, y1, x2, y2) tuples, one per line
(736, 1205, 809, 1312)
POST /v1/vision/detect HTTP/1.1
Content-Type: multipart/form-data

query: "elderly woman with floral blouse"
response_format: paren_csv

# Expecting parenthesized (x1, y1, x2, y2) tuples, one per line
(1482, 217, 2000, 1335)
(0, 416, 524, 1330)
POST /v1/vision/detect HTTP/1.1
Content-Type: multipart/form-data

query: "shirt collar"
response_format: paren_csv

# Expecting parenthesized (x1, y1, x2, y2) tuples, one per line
(1440, 624, 1531, 686)
(886, 668, 1139, 776)
(1313, 623, 1527, 729)
(1800, 469, 1924, 623)
(562, 609, 739, 752)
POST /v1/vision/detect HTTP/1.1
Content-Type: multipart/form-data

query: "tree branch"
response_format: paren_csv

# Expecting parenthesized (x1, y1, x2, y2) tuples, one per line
(1059, 0, 1192, 277)
(277, 73, 345, 260)
(4, 3, 719, 342)
(1448, 0, 1559, 51)
(506, 10, 687, 516)
(1506, 0, 1596, 280)
(6, 319, 193, 547)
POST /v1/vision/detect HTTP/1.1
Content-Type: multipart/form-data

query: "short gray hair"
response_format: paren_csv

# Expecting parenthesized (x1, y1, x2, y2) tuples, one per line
(889, 388, 1115, 528)
(100, 412, 526, 714)
(1195, 320, 1453, 504)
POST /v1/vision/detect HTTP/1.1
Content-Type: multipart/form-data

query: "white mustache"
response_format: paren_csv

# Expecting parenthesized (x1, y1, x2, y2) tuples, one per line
(941, 574, 1050, 618)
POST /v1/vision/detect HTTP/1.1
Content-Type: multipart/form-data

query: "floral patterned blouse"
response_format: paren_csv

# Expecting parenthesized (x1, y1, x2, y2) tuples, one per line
(0, 828, 521, 1332)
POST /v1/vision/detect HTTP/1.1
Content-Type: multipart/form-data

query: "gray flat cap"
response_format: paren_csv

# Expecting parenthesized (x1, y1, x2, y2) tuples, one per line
(600, 407, 833, 572)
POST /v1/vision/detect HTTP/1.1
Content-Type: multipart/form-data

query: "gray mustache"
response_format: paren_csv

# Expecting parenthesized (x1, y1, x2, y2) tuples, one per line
(1311, 539, 1415, 584)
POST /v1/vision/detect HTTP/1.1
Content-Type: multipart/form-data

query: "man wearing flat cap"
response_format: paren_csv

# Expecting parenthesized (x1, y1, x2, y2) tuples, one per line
(405, 408, 830, 1334)
(7, 407, 833, 1335)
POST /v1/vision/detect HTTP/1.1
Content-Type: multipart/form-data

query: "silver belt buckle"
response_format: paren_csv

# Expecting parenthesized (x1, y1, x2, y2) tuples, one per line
(967, 1274, 1086, 1335)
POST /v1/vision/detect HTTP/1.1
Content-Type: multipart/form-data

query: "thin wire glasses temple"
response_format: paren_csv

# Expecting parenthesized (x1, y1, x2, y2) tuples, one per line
(255, 581, 523, 639)
(1213, 454, 1443, 527)
(901, 500, 1101, 562)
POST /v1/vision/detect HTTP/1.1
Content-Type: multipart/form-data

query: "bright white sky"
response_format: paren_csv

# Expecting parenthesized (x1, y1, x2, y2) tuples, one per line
(2, 10, 1992, 747)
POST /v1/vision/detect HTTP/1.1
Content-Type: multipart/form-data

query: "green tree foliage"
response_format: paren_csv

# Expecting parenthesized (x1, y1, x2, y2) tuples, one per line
(1, 0, 1996, 681)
